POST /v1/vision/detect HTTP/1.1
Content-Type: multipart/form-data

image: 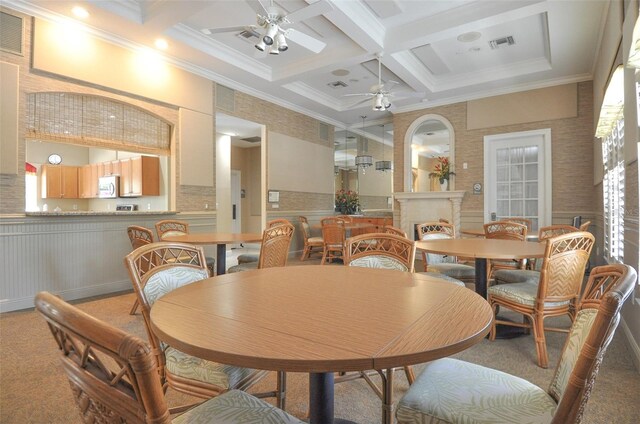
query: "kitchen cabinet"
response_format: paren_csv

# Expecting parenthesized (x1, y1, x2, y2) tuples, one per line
(79, 163, 100, 198)
(119, 156, 159, 197)
(41, 165, 79, 199)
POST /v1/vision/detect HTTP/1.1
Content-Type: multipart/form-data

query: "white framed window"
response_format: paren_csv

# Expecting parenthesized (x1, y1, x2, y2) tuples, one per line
(601, 118, 625, 263)
(596, 65, 625, 263)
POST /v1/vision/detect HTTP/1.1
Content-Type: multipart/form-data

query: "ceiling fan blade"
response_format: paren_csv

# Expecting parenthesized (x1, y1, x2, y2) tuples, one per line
(202, 25, 254, 35)
(348, 98, 373, 108)
(389, 91, 427, 98)
(246, 0, 269, 15)
(343, 93, 374, 97)
(283, 29, 326, 53)
(284, 0, 333, 23)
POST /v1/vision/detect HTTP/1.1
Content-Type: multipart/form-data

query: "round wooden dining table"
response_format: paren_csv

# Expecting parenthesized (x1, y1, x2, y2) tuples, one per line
(415, 238, 545, 298)
(150, 265, 493, 424)
(162, 232, 262, 275)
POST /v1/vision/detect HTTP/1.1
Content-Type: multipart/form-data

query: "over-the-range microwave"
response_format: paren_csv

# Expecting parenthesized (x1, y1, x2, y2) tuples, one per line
(98, 176, 119, 198)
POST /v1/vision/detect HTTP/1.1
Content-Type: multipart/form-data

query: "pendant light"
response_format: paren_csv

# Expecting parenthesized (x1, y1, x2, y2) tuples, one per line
(375, 123, 392, 172)
(354, 116, 373, 173)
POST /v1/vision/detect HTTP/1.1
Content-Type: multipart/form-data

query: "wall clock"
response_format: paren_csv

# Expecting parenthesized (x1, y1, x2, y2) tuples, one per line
(48, 154, 62, 165)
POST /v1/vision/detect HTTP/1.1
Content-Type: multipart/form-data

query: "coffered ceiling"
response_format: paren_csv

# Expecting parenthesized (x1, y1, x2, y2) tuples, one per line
(8, 0, 608, 129)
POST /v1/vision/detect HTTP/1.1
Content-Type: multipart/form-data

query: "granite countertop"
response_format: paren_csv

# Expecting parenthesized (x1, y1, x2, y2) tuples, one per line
(26, 210, 178, 216)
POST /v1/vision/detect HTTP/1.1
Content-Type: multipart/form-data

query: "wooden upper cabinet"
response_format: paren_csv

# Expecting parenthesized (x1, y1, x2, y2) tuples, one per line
(41, 165, 79, 199)
(119, 156, 159, 197)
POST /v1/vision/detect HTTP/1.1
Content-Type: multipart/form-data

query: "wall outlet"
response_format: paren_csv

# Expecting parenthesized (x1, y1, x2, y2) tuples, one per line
(463, 162, 468, 169)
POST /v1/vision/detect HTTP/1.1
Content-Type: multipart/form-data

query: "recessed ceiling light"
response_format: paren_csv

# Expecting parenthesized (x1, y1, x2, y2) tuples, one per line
(71, 6, 89, 19)
(154, 38, 168, 50)
(332, 69, 350, 76)
(457, 31, 481, 43)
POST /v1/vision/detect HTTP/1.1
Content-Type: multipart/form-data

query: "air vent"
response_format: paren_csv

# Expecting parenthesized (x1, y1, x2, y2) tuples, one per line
(489, 36, 515, 50)
(327, 81, 348, 88)
(0, 11, 24, 56)
(318, 123, 329, 141)
(216, 84, 235, 112)
(241, 136, 261, 143)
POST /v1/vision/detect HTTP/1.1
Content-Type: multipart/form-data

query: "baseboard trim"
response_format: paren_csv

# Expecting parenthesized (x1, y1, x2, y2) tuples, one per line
(0, 279, 132, 313)
(621, 316, 640, 373)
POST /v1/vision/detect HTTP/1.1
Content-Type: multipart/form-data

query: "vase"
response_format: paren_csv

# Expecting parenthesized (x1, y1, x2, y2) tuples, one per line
(440, 179, 449, 191)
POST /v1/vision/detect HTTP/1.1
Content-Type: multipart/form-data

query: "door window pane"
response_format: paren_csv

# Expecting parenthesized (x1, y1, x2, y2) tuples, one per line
(497, 200, 509, 216)
(496, 148, 509, 165)
(525, 200, 538, 216)
(510, 165, 523, 181)
(525, 164, 537, 180)
(524, 146, 538, 163)
(510, 200, 524, 216)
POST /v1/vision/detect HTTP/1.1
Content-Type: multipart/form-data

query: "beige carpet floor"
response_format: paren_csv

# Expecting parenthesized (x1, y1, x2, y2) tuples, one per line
(1, 254, 639, 423)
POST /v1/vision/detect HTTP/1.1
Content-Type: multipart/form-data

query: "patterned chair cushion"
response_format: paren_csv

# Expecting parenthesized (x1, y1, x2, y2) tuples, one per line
(173, 389, 305, 424)
(237, 253, 259, 264)
(227, 262, 258, 273)
(164, 347, 258, 389)
(349, 255, 408, 271)
(427, 263, 475, 280)
(488, 282, 569, 308)
(494, 269, 540, 285)
(417, 272, 465, 287)
(396, 358, 556, 424)
(309, 236, 323, 244)
(144, 267, 209, 306)
(548, 308, 598, 400)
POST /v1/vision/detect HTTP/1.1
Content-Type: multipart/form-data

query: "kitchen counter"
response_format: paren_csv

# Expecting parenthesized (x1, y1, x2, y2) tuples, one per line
(25, 210, 178, 217)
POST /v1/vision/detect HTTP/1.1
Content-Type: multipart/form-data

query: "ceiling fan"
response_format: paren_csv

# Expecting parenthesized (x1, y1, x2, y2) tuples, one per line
(200, 0, 332, 55)
(345, 54, 424, 111)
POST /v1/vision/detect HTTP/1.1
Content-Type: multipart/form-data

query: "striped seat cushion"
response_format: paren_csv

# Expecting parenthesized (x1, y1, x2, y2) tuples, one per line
(173, 389, 305, 424)
(349, 255, 408, 271)
(488, 282, 569, 308)
(227, 262, 258, 273)
(396, 358, 556, 424)
(427, 263, 475, 280)
(494, 269, 540, 285)
(165, 347, 258, 389)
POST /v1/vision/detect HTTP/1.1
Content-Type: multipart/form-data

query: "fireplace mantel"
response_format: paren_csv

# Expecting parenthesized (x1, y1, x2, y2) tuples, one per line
(394, 191, 465, 239)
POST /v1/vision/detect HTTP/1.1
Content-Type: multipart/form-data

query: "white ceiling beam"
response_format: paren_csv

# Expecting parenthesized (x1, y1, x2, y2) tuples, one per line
(140, 1, 211, 33)
(322, 0, 386, 53)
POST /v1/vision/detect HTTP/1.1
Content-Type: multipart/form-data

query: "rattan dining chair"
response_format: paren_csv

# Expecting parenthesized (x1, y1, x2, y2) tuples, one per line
(126, 225, 155, 315)
(227, 222, 295, 273)
(298, 216, 324, 261)
(396, 264, 636, 424)
(154, 219, 216, 276)
(124, 242, 282, 405)
(488, 231, 595, 368)
(494, 224, 580, 284)
(237, 219, 292, 264)
(484, 220, 528, 280)
(35, 291, 302, 424)
(340, 233, 417, 410)
(320, 222, 346, 264)
(417, 222, 475, 286)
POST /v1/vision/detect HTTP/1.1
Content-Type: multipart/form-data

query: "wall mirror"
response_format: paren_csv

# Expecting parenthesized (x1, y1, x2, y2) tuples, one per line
(403, 114, 455, 192)
(335, 123, 393, 212)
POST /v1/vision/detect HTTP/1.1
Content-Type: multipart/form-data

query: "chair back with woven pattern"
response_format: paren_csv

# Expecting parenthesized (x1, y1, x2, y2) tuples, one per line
(503, 217, 533, 231)
(484, 221, 528, 240)
(258, 223, 295, 269)
(155, 219, 189, 240)
(417, 222, 456, 266)
(538, 225, 579, 241)
(549, 264, 636, 424)
(35, 291, 171, 424)
(268, 218, 290, 228)
(124, 242, 209, 380)
(537, 232, 594, 305)
(127, 225, 155, 249)
(382, 225, 407, 238)
(345, 233, 416, 272)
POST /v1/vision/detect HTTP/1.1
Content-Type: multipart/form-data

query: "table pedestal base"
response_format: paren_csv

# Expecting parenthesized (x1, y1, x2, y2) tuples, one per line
(309, 373, 358, 424)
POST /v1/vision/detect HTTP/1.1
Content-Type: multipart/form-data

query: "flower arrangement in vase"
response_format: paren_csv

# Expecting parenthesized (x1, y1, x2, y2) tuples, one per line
(335, 189, 360, 215)
(429, 156, 455, 190)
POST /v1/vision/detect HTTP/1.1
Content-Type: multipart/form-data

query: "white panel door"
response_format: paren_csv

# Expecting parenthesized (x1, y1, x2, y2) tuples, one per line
(484, 129, 552, 232)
